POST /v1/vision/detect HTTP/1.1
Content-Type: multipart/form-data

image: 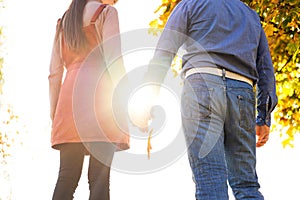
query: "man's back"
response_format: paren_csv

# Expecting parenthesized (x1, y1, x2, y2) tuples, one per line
(172, 0, 264, 80)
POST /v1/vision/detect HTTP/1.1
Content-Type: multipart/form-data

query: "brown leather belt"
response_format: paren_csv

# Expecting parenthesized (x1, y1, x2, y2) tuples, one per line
(184, 67, 253, 86)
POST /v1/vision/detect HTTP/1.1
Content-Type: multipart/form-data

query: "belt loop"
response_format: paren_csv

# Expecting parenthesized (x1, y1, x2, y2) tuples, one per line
(222, 69, 226, 81)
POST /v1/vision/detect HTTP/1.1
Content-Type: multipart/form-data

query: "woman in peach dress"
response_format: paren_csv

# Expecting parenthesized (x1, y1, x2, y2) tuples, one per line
(48, 0, 129, 199)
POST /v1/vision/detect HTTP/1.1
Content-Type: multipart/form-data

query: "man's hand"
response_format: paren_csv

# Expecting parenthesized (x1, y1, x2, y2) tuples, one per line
(256, 125, 270, 147)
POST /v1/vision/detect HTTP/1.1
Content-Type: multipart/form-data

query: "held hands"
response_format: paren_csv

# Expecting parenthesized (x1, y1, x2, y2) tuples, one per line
(129, 103, 152, 132)
(256, 125, 270, 147)
(128, 85, 159, 132)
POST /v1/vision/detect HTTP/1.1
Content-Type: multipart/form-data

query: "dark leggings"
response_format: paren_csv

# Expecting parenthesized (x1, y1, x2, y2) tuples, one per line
(52, 142, 115, 200)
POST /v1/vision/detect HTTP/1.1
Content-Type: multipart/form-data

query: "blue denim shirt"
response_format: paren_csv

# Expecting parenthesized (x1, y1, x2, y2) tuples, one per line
(145, 0, 277, 126)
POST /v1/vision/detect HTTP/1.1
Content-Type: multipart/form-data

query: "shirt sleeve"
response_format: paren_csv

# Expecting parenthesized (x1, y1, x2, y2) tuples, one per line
(95, 6, 129, 114)
(144, 2, 189, 84)
(256, 27, 278, 127)
(48, 21, 64, 121)
(96, 6, 126, 87)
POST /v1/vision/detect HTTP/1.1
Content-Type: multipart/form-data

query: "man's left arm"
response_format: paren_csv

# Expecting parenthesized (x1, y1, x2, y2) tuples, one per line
(131, 2, 189, 130)
(144, 1, 189, 84)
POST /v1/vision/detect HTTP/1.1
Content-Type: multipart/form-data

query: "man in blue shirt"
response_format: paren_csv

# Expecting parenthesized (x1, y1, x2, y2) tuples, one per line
(142, 0, 277, 199)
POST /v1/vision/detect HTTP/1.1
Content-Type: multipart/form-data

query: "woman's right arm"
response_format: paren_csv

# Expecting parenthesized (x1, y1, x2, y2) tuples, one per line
(48, 27, 64, 121)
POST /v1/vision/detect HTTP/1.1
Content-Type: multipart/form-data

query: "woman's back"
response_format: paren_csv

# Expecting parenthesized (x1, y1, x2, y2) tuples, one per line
(50, 3, 129, 151)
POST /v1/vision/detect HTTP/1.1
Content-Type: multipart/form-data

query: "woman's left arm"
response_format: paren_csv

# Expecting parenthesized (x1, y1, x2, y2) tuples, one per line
(97, 6, 126, 86)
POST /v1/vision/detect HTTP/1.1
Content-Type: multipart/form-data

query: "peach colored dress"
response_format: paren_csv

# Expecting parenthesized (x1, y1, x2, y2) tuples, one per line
(48, 3, 129, 151)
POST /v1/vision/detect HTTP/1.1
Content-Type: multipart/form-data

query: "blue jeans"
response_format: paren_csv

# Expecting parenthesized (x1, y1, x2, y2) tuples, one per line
(181, 73, 263, 200)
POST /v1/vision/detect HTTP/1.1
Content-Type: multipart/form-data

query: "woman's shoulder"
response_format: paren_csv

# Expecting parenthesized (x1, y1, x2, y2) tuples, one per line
(89, 3, 118, 17)
(94, 4, 119, 23)
(83, 3, 117, 26)
(102, 4, 118, 16)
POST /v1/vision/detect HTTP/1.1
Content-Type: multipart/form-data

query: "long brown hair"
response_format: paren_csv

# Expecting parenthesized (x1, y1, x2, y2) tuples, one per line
(57, 0, 88, 51)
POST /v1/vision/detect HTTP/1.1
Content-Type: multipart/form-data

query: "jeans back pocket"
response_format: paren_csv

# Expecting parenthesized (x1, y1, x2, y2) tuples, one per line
(181, 79, 213, 120)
